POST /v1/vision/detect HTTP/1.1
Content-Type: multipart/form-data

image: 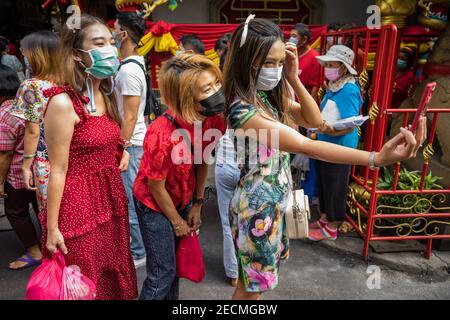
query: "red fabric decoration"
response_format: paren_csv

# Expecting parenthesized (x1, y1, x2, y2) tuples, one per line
(144, 21, 327, 51)
(149, 20, 176, 36)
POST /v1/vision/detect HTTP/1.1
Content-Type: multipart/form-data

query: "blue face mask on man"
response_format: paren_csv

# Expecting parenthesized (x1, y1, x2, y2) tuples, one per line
(112, 31, 126, 51)
(397, 59, 407, 70)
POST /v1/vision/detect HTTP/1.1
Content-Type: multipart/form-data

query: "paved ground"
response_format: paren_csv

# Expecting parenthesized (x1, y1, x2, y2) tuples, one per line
(1, 195, 450, 300)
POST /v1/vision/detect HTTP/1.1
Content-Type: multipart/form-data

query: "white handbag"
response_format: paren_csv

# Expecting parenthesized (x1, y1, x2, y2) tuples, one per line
(284, 163, 311, 240)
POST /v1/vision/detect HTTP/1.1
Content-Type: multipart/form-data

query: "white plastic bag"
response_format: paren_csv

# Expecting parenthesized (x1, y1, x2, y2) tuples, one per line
(291, 153, 310, 171)
(60, 265, 96, 300)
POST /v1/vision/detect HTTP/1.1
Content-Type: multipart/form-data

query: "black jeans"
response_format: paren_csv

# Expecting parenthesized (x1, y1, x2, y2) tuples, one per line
(4, 182, 40, 249)
(134, 197, 190, 300)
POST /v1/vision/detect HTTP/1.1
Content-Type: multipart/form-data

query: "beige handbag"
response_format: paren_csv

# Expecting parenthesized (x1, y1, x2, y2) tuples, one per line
(284, 167, 310, 239)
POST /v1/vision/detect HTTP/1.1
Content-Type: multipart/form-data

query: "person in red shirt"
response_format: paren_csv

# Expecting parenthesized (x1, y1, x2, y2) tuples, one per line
(392, 46, 416, 109)
(133, 53, 226, 300)
(289, 23, 320, 99)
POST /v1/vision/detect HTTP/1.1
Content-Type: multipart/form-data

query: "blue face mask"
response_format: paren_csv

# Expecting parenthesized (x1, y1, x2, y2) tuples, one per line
(397, 59, 407, 70)
(287, 36, 298, 46)
(112, 31, 126, 51)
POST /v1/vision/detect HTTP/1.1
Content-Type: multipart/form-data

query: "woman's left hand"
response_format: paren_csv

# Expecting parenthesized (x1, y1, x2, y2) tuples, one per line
(118, 150, 130, 172)
(187, 205, 202, 231)
(284, 43, 299, 84)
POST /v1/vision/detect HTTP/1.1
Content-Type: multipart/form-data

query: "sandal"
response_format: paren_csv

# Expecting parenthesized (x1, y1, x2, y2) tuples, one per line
(8, 253, 42, 270)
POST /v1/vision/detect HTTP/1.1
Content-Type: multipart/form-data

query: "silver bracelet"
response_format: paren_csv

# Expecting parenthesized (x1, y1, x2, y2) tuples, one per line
(369, 151, 377, 170)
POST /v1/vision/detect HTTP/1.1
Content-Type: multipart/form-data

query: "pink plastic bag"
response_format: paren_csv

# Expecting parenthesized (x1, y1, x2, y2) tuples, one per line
(25, 251, 65, 300)
(60, 264, 96, 300)
(176, 232, 205, 283)
(26, 250, 96, 300)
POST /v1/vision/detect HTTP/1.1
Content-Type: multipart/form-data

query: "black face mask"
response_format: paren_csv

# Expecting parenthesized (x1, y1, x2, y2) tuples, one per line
(199, 88, 225, 117)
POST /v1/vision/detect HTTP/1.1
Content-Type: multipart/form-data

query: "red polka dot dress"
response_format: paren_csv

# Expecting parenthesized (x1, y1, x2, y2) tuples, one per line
(40, 86, 138, 300)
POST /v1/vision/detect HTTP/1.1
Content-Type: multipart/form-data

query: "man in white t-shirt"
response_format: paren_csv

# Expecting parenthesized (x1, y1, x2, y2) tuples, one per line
(114, 13, 148, 269)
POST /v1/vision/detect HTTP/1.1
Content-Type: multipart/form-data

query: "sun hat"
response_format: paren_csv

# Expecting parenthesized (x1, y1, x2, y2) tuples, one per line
(316, 45, 358, 75)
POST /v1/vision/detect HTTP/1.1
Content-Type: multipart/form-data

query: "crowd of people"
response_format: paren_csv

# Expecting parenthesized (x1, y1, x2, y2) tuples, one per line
(0, 12, 426, 300)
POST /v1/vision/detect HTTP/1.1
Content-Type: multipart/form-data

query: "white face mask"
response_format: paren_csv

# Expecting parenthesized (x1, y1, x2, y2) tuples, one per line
(256, 66, 283, 91)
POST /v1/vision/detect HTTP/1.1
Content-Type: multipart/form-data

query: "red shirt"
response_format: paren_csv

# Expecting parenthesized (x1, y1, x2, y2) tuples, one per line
(298, 48, 320, 94)
(0, 99, 25, 189)
(133, 110, 226, 212)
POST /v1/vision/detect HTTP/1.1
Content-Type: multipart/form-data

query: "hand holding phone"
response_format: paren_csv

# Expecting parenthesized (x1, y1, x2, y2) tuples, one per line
(410, 82, 436, 133)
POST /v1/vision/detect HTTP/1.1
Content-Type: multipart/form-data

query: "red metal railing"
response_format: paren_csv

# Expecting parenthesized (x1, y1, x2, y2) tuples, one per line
(320, 25, 450, 261)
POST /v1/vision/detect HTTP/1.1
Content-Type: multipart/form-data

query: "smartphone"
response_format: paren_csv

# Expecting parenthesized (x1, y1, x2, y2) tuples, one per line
(410, 82, 436, 134)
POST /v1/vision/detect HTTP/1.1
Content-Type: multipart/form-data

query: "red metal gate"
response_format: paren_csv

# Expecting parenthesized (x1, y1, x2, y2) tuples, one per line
(319, 25, 450, 261)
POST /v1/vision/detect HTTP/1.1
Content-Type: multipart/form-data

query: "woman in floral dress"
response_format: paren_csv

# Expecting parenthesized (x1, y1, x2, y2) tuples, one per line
(8, 30, 60, 270)
(223, 17, 426, 300)
(12, 30, 60, 212)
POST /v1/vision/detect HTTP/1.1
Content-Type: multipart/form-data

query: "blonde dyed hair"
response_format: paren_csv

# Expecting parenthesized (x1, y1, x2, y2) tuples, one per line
(159, 53, 222, 123)
(21, 30, 61, 83)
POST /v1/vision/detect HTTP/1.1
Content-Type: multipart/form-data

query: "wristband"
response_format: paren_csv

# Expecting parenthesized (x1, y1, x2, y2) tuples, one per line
(23, 153, 36, 159)
(193, 197, 205, 206)
(369, 151, 378, 170)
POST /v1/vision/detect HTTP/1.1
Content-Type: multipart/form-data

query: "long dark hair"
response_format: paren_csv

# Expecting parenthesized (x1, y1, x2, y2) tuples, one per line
(0, 64, 20, 104)
(223, 18, 293, 125)
(59, 14, 121, 124)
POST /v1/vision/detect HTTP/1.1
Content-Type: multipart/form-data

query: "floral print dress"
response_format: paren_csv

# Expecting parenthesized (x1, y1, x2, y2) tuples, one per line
(228, 99, 291, 293)
(11, 79, 54, 211)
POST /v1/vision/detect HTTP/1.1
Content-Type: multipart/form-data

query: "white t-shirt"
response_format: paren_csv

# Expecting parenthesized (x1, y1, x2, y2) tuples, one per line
(115, 55, 147, 146)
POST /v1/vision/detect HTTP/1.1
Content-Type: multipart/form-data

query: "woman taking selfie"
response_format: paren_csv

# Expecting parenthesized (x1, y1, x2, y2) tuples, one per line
(223, 16, 426, 300)
(42, 14, 137, 300)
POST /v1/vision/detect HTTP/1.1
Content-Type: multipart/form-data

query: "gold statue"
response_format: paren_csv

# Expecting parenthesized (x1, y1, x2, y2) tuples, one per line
(418, 0, 448, 30)
(115, 0, 172, 17)
(376, 0, 418, 28)
(115, 0, 149, 11)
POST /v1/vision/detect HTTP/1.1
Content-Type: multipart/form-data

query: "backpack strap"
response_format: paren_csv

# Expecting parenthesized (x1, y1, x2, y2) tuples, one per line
(118, 59, 162, 120)
(118, 59, 147, 75)
(162, 113, 195, 158)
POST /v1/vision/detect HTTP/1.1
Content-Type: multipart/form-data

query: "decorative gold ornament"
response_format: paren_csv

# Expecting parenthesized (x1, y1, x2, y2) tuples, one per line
(407, 84, 415, 98)
(374, 217, 450, 237)
(347, 182, 370, 232)
(317, 85, 326, 102)
(359, 69, 369, 89)
(376, 0, 419, 28)
(423, 143, 434, 163)
(142, 1, 169, 19)
(115, 0, 149, 11)
(418, 0, 448, 31)
(369, 102, 380, 124)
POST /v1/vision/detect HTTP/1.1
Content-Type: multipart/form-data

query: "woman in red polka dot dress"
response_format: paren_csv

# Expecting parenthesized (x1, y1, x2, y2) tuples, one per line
(40, 14, 138, 300)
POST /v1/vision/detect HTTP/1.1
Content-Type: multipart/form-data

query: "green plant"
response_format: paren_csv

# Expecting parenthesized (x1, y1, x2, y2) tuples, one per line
(376, 167, 444, 215)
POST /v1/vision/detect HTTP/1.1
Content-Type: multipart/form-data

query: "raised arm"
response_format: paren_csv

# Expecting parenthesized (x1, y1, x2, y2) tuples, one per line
(284, 44, 322, 128)
(44, 93, 79, 255)
(238, 113, 426, 168)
